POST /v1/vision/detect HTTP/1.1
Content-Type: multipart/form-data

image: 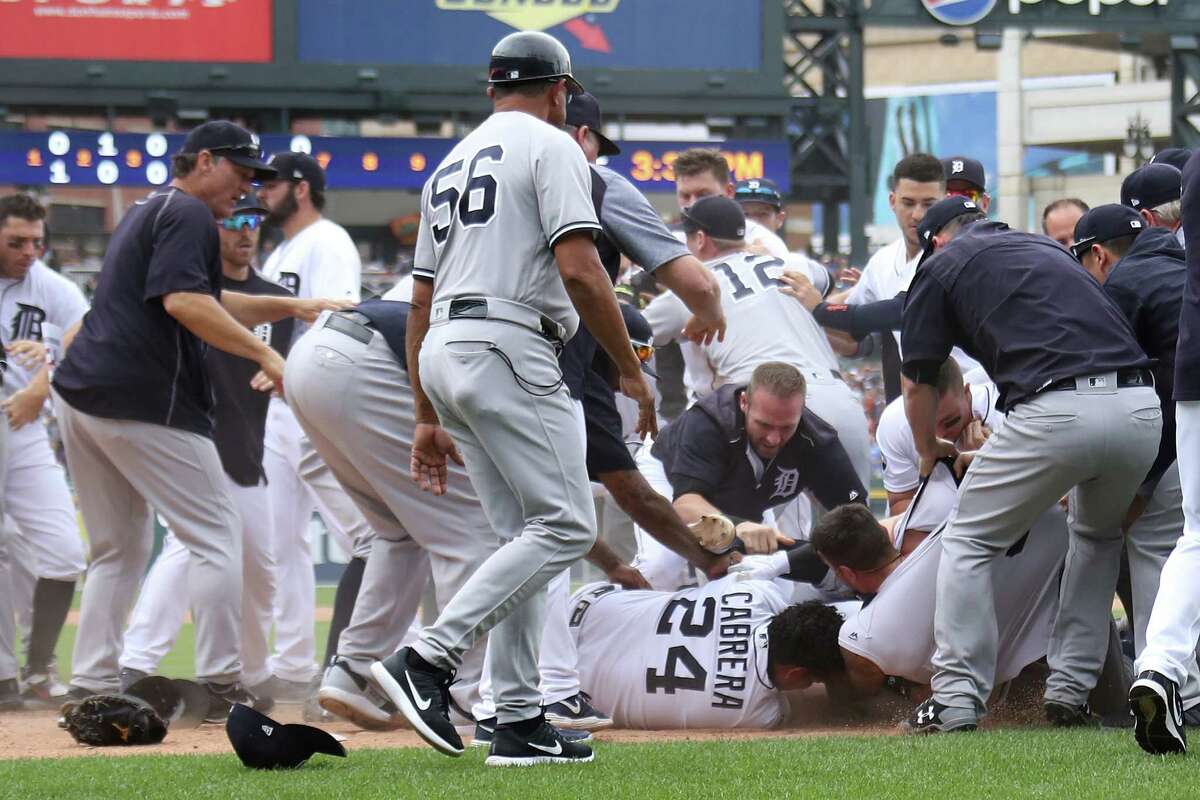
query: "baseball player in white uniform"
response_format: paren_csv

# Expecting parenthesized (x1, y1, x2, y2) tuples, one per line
(258, 152, 373, 696)
(0, 195, 88, 706)
(569, 578, 855, 729)
(371, 31, 657, 766)
(823, 500, 1069, 696)
(875, 359, 1000, 516)
(643, 196, 871, 486)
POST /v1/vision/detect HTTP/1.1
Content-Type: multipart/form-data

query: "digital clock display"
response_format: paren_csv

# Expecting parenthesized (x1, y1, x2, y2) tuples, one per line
(0, 131, 789, 194)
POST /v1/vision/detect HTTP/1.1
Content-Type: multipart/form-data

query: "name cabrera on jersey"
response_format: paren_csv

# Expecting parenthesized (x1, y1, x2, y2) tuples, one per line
(569, 579, 791, 729)
(412, 110, 600, 340)
(0, 260, 88, 390)
(838, 505, 1069, 685)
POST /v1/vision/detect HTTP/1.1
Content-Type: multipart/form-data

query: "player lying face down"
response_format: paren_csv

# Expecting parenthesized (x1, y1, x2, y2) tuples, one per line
(785, 503, 1069, 701)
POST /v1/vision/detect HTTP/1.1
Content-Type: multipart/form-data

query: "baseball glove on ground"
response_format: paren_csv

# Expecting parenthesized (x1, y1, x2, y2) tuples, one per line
(689, 514, 736, 553)
(61, 694, 168, 747)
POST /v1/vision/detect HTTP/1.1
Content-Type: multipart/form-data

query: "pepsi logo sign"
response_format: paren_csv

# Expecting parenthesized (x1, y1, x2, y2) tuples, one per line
(921, 0, 998, 25)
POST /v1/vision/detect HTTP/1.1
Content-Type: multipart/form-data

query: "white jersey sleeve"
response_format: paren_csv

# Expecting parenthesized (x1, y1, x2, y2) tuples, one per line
(307, 223, 362, 301)
(643, 290, 690, 347)
(875, 397, 920, 494)
(744, 219, 789, 259)
(570, 578, 791, 729)
(534, 128, 601, 248)
(413, 180, 437, 281)
(0, 262, 90, 387)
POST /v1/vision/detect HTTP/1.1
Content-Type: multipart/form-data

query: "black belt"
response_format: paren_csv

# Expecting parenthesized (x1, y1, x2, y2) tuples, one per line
(323, 310, 375, 344)
(447, 298, 563, 345)
(1043, 368, 1153, 393)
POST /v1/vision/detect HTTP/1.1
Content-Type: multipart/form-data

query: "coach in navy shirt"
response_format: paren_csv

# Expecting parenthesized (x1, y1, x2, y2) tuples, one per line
(53, 121, 339, 713)
(898, 197, 1161, 735)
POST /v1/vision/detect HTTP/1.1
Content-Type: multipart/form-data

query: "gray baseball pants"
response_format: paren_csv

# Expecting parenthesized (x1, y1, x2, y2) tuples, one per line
(414, 316, 597, 724)
(285, 323, 496, 713)
(54, 394, 243, 690)
(930, 380, 1161, 713)
(0, 419, 14, 682)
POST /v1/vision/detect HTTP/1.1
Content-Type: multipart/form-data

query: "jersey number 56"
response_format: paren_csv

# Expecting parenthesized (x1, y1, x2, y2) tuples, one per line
(428, 145, 505, 245)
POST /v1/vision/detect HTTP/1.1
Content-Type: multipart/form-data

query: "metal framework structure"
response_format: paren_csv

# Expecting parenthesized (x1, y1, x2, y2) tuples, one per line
(783, 0, 867, 263)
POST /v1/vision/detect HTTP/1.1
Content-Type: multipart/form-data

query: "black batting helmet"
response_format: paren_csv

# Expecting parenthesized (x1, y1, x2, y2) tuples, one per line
(489, 31, 584, 94)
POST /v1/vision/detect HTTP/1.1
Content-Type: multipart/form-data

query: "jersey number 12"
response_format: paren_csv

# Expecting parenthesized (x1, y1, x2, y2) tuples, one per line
(429, 145, 504, 244)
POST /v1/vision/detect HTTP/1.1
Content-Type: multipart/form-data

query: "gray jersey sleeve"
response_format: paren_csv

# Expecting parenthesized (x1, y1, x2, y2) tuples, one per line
(534, 130, 602, 247)
(593, 165, 689, 272)
(413, 179, 436, 281)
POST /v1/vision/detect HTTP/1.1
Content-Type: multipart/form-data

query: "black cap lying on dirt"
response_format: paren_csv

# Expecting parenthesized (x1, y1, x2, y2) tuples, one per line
(226, 703, 346, 769)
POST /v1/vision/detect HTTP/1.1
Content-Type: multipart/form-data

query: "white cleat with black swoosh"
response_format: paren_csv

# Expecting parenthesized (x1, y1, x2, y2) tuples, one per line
(370, 647, 463, 756)
(485, 717, 595, 767)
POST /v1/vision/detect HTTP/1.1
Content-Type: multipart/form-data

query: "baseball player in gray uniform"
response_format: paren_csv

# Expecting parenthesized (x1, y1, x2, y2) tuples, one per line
(0, 195, 88, 706)
(258, 151, 375, 700)
(371, 32, 654, 767)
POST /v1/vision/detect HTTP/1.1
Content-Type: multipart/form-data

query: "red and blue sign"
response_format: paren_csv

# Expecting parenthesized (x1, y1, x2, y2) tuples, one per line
(921, 0, 998, 26)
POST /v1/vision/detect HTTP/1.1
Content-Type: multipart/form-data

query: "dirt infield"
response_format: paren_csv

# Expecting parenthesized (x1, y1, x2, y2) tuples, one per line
(0, 703, 904, 762)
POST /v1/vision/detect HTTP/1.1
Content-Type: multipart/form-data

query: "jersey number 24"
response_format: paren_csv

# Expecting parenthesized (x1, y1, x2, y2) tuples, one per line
(645, 596, 715, 695)
(429, 145, 504, 244)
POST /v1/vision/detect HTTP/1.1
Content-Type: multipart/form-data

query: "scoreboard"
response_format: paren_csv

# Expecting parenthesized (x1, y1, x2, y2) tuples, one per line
(0, 131, 791, 194)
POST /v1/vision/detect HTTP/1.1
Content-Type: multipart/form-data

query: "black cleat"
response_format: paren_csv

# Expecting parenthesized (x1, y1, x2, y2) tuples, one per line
(1045, 700, 1099, 728)
(118, 667, 149, 694)
(473, 716, 593, 748)
(485, 718, 595, 767)
(371, 647, 463, 756)
(202, 681, 272, 724)
(0, 678, 24, 712)
(900, 698, 978, 734)
(1130, 670, 1187, 755)
(544, 692, 613, 731)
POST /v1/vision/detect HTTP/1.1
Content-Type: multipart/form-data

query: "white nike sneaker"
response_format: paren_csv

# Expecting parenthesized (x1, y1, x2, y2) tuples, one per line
(317, 658, 404, 732)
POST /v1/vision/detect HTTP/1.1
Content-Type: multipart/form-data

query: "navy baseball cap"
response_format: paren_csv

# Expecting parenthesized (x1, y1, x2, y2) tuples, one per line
(1070, 204, 1145, 261)
(1121, 163, 1182, 210)
(267, 151, 327, 194)
(234, 191, 267, 215)
(1152, 148, 1193, 172)
(226, 703, 346, 770)
(565, 92, 619, 157)
(681, 196, 746, 240)
(181, 121, 276, 181)
(917, 196, 981, 259)
(942, 156, 986, 191)
(620, 302, 658, 379)
(733, 178, 783, 210)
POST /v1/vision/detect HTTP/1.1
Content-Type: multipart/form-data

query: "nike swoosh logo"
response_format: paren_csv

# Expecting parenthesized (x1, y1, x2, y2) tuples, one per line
(529, 740, 563, 755)
(562, 699, 582, 715)
(405, 671, 432, 711)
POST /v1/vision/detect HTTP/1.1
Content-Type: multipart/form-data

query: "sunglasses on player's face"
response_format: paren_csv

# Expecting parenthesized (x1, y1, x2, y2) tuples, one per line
(220, 214, 263, 232)
(946, 187, 983, 204)
(633, 342, 654, 363)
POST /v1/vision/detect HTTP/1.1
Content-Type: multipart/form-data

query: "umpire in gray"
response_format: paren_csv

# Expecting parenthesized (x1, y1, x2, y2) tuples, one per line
(898, 196, 1162, 733)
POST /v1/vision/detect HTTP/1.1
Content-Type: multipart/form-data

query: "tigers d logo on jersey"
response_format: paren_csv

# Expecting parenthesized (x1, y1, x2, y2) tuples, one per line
(10, 304, 46, 342)
(253, 322, 273, 345)
(435, 0, 618, 32)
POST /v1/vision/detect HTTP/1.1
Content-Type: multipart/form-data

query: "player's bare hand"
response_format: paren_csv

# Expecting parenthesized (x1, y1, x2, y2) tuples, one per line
(619, 370, 657, 440)
(957, 419, 991, 452)
(917, 438, 958, 478)
(2, 386, 46, 430)
(5, 340, 47, 369)
(953, 451, 976, 478)
(779, 270, 823, 312)
(836, 266, 862, 288)
(294, 297, 355, 323)
(681, 313, 727, 346)
(256, 349, 287, 398)
(735, 522, 794, 555)
(606, 564, 651, 591)
(411, 422, 463, 496)
(249, 370, 276, 393)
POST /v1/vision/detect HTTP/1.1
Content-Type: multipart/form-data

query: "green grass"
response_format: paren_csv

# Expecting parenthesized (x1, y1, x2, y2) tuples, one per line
(0, 730, 1192, 800)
